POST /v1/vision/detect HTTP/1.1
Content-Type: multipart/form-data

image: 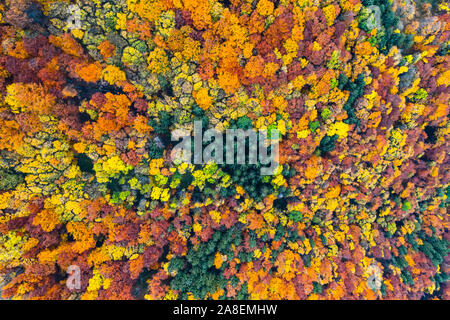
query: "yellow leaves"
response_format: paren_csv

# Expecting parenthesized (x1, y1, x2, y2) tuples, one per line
(297, 129, 310, 139)
(0, 192, 12, 210)
(127, 0, 164, 23)
(94, 155, 132, 183)
(192, 222, 202, 233)
(65, 200, 82, 215)
(71, 28, 84, 39)
(108, 245, 128, 261)
(325, 198, 339, 212)
(0, 231, 28, 266)
(5, 83, 55, 114)
(209, 210, 222, 224)
(256, 0, 274, 16)
(253, 249, 262, 259)
(32, 209, 60, 232)
(102, 65, 127, 85)
(73, 142, 87, 154)
(163, 289, 179, 300)
(302, 238, 312, 255)
(236, 186, 245, 196)
(147, 47, 170, 74)
(282, 38, 299, 65)
(214, 252, 225, 269)
(151, 186, 170, 202)
(327, 121, 350, 139)
(84, 269, 111, 298)
(272, 174, 286, 188)
(322, 4, 336, 26)
(436, 70, 450, 87)
(177, 162, 194, 175)
(115, 12, 127, 30)
(263, 210, 277, 224)
(181, 37, 201, 62)
(277, 119, 287, 136)
(292, 75, 306, 91)
(263, 62, 280, 78)
(312, 41, 322, 51)
(193, 87, 213, 110)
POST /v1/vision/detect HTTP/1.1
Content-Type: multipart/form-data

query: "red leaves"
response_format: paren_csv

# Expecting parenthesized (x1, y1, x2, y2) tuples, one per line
(142, 246, 163, 269)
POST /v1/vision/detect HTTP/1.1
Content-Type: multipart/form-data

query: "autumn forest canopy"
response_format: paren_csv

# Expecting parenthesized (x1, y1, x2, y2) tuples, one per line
(0, 0, 449, 300)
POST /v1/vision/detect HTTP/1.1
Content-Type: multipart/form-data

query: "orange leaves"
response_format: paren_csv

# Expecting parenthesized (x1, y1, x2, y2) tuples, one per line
(274, 249, 300, 281)
(49, 33, 85, 58)
(309, 69, 336, 98)
(76, 62, 102, 83)
(166, 29, 185, 52)
(4, 40, 29, 59)
(0, 119, 24, 151)
(247, 212, 264, 230)
(214, 252, 225, 269)
(325, 185, 341, 199)
(304, 155, 321, 181)
(180, 0, 212, 30)
(97, 40, 116, 60)
(243, 55, 265, 79)
(133, 115, 152, 134)
(264, 12, 293, 50)
(87, 246, 111, 267)
(138, 223, 153, 244)
(103, 93, 132, 123)
(354, 41, 376, 59)
(193, 87, 213, 110)
(198, 58, 215, 80)
(0, 0, 448, 302)
(318, 258, 334, 284)
(67, 221, 95, 254)
(90, 92, 132, 139)
(129, 255, 144, 279)
(32, 209, 60, 232)
(217, 70, 241, 95)
(269, 277, 298, 299)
